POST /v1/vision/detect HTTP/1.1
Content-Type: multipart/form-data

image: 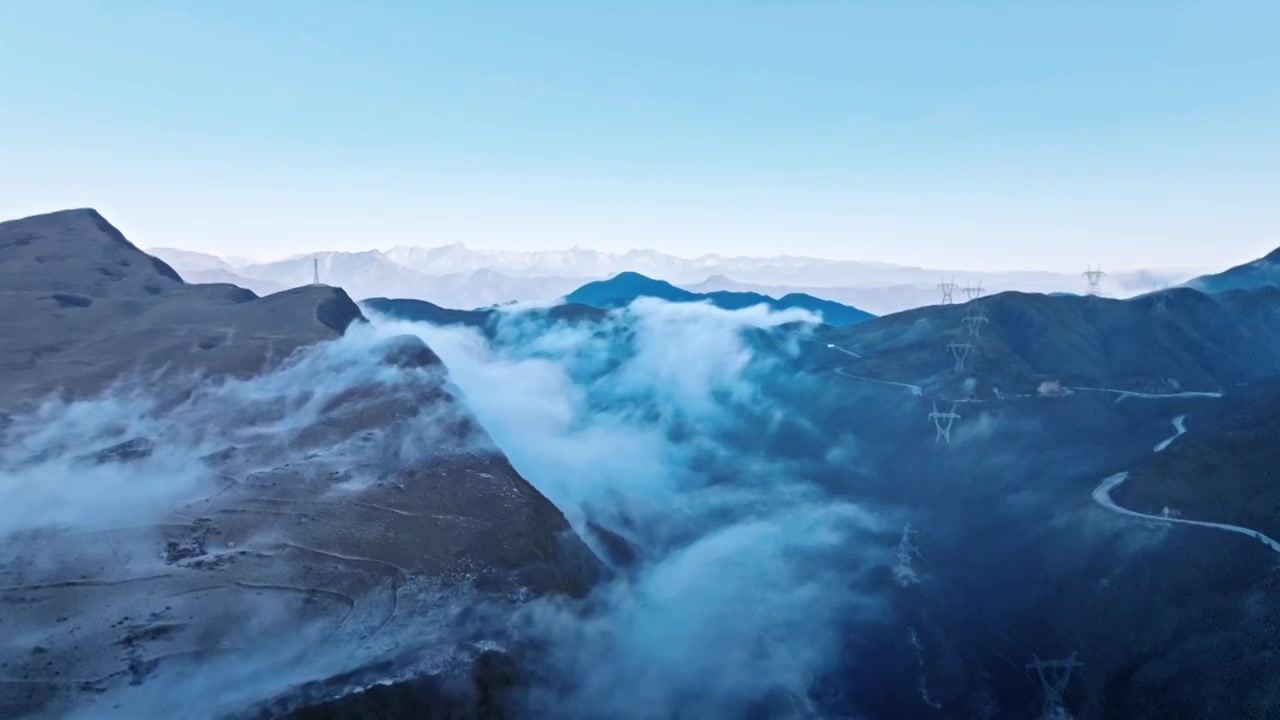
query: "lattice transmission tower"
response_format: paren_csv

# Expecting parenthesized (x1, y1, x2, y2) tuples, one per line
(962, 305, 990, 338)
(938, 276, 959, 305)
(893, 524, 922, 587)
(1027, 654, 1083, 719)
(929, 403, 961, 444)
(948, 341, 974, 371)
(1083, 264, 1106, 296)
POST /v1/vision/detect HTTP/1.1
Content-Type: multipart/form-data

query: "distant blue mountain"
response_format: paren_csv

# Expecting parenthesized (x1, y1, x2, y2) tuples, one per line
(565, 272, 874, 326)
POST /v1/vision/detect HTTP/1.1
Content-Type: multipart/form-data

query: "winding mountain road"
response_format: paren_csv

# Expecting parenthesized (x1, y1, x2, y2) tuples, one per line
(833, 367, 924, 396)
(825, 342, 924, 396)
(1154, 415, 1187, 452)
(1093, 473, 1280, 553)
(1069, 386, 1223, 402)
(1092, 413, 1280, 554)
(825, 343, 862, 359)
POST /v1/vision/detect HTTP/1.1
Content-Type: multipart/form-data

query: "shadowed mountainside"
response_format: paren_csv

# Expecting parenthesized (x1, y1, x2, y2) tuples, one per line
(813, 286, 1280, 399)
(1112, 376, 1280, 538)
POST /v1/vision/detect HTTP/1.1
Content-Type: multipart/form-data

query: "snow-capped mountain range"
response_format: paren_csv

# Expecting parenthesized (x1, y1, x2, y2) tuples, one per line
(147, 244, 1206, 314)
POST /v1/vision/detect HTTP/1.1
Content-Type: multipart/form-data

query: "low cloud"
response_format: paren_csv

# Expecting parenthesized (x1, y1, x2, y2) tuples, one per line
(3, 297, 888, 719)
(0, 327, 418, 537)
(374, 298, 890, 717)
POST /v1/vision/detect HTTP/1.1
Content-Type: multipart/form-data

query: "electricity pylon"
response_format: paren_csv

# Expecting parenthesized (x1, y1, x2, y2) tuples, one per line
(893, 524, 921, 587)
(938, 276, 958, 305)
(929, 403, 961, 444)
(312, 258, 321, 286)
(962, 306, 990, 338)
(962, 280, 985, 302)
(948, 341, 973, 371)
(1027, 654, 1082, 719)
(1083, 264, 1106, 296)
(1151, 283, 1170, 315)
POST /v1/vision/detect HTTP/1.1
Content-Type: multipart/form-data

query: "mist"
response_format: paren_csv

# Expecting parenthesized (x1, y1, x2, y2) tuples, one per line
(372, 298, 892, 718)
(0, 328, 421, 538)
(3, 298, 893, 719)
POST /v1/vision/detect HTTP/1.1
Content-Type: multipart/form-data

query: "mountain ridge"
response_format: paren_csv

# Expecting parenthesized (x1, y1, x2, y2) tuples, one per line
(1185, 244, 1280, 294)
(815, 285, 1280, 400)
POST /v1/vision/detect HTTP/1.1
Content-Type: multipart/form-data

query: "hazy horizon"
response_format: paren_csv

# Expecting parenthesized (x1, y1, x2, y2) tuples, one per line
(144, 237, 1213, 276)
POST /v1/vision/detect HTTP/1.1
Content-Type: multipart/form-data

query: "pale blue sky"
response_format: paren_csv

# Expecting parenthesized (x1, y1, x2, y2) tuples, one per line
(2, 1, 1277, 270)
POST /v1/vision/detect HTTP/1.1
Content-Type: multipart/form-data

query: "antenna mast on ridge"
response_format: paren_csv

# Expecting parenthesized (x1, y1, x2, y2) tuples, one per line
(312, 258, 320, 286)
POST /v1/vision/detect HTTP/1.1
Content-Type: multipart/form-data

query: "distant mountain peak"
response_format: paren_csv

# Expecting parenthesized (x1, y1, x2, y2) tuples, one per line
(566, 272, 693, 305)
(565, 271, 872, 326)
(611, 270, 662, 281)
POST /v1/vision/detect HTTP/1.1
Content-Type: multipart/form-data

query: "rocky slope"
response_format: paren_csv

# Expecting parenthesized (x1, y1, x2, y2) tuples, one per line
(0, 209, 360, 408)
(0, 210, 602, 719)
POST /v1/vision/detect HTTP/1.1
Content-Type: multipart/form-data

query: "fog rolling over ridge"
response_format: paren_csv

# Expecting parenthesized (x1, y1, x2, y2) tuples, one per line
(7, 307, 870, 717)
(1, 206, 886, 720)
(364, 301, 889, 718)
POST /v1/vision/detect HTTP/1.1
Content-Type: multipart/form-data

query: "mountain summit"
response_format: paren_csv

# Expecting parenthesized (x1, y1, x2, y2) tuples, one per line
(565, 272, 874, 326)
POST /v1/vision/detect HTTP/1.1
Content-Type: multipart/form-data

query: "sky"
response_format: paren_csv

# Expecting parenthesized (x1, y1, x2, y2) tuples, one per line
(1, 0, 1277, 271)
